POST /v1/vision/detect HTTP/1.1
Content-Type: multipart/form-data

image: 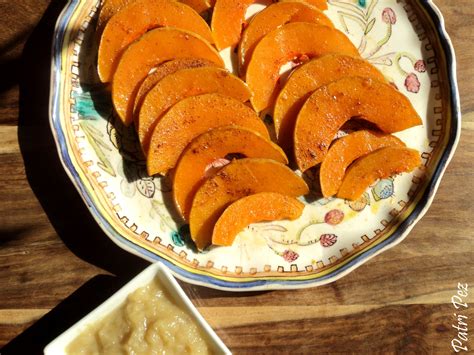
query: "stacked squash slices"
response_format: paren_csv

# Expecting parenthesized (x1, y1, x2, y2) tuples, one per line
(97, 0, 422, 250)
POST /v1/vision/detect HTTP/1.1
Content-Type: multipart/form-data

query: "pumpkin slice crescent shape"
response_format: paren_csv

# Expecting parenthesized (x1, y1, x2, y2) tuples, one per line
(280, 0, 328, 10)
(97, 0, 212, 34)
(139, 67, 251, 154)
(133, 58, 218, 120)
(274, 54, 386, 153)
(246, 23, 360, 112)
(211, 0, 256, 51)
(294, 76, 422, 171)
(147, 93, 269, 175)
(97, 0, 133, 35)
(320, 130, 405, 198)
(212, 192, 304, 246)
(337, 147, 422, 200)
(112, 28, 223, 126)
(173, 126, 288, 220)
(238, 2, 333, 76)
(98, 0, 214, 83)
(211, 0, 328, 51)
(189, 158, 309, 250)
(179, 0, 212, 14)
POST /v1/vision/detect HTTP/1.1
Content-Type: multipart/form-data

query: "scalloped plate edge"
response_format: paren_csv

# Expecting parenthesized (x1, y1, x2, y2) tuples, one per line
(48, 0, 461, 291)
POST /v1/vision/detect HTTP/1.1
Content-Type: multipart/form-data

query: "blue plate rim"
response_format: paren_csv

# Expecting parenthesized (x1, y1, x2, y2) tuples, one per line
(48, 0, 461, 291)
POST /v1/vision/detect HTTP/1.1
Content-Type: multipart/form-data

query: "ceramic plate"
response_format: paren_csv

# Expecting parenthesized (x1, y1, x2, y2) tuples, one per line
(50, 0, 460, 291)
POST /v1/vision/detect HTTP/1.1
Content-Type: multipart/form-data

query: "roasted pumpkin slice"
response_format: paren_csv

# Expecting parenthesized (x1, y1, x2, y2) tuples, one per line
(238, 2, 333, 76)
(139, 67, 251, 154)
(246, 23, 360, 112)
(112, 28, 223, 126)
(211, 0, 257, 50)
(294, 77, 422, 171)
(274, 54, 385, 152)
(180, 0, 213, 14)
(337, 147, 421, 200)
(212, 192, 304, 246)
(147, 93, 269, 175)
(280, 0, 327, 11)
(133, 58, 218, 119)
(320, 130, 405, 198)
(98, 0, 214, 83)
(97, 0, 133, 34)
(98, 0, 212, 34)
(189, 158, 309, 250)
(173, 126, 288, 220)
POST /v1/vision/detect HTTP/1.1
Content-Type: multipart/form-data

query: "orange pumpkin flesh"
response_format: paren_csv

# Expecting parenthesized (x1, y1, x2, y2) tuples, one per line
(97, 0, 212, 34)
(280, 0, 328, 11)
(112, 28, 223, 126)
(97, 0, 133, 35)
(139, 67, 251, 154)
(337, 147, 421, 200)
(320, 130, 405, 198)
(133, 58, 217, 120)
(238, 2, 333, 76)
(294, 76, 422, 171)
(173, 126, 288, 220)
(147, 93, 269, 175)
(246, 23, 360, 112)
(189, 158, 309, 250)
(212, 192, 304, 246)
(98, 0, 214, 83)
(211, 0, 256, 50)
(274, 54, 386, 153)
(180, 0, 212, 14)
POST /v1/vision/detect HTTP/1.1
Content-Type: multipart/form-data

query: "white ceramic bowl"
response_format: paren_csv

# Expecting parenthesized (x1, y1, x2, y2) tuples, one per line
(44, 262, 231, 355)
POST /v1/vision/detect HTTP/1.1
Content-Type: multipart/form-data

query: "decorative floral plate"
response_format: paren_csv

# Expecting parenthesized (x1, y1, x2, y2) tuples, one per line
(50, 0, 460, 291)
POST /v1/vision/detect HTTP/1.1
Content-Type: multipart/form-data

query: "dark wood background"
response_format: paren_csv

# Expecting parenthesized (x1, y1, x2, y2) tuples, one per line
(1, 0, 473, 353)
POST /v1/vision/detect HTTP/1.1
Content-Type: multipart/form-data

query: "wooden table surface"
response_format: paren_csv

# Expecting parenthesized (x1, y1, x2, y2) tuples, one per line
(1, 0, 473, 353)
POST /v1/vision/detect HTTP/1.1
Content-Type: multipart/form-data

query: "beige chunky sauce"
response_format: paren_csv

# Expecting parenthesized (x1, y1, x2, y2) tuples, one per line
(66, 278, 211, 355)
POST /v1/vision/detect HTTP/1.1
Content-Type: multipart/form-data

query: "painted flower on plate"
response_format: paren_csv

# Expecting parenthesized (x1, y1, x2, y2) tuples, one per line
(282, 249, 299, 262)
(404, 73, 421, 93)
(320, 234, 338, 247)
(324, 209, 344, 225)
(382, 8, 397, 25)
(414, 59, 426, 72)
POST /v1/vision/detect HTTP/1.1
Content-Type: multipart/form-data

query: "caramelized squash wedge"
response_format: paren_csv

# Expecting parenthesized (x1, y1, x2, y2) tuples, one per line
(320, 130, 405, 198)
(180, 0, 213, 14)
(98, 0, 212, 34)
(98, 0, 214, 83)
(212, 192, 304, 246)
(139, 67, 251, 154)
(112, 28, 223, 126)
(238, 2, 333, 76)
(133, 58, 218, 119)
(211, 0, 257, 50)
(280, 0, 327, 11)
(274, 54, 386, 152)
(97, 0, 133, 34)
(189, 158, 309, 250)
(173, 126, 288, 220)
(337, 147, 421, 200)
(147, 93, 269, 175)
(211, 0, 329, 50)
(246, 23, 360, 112)
(294, 77, 422, 171)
